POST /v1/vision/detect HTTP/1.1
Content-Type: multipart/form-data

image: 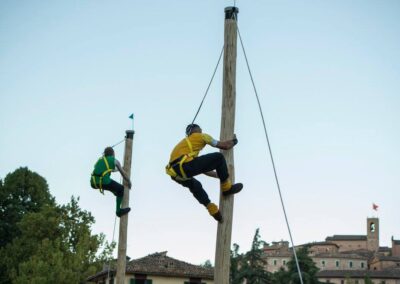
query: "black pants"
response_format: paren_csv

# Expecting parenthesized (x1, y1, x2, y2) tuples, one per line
(102, 179, 124, 197)
(172, 152, 229, 206)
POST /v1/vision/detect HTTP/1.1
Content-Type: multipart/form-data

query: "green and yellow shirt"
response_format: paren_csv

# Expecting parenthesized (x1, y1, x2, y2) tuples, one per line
(91, 156, 121, 185)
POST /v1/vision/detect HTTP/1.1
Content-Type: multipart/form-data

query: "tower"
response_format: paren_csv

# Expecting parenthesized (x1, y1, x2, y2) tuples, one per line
(367, 217, 379, 252)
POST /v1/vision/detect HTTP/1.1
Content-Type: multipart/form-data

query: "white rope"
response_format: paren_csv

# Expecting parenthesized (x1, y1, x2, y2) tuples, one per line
(235, 14, 305, 284)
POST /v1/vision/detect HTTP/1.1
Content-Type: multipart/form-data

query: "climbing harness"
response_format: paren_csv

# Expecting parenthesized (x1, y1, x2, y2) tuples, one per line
(91, 157, 114, 194)
(165, 137, 198, 181)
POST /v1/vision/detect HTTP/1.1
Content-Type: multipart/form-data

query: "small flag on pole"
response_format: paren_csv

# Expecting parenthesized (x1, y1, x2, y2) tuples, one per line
(372, 203, 379, 211)
(129, 113, 134, 130)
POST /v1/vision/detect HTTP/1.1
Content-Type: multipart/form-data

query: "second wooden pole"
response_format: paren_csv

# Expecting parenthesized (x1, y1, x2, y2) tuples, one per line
(214, 6, 239, 284)
(116, 130, 134, 284)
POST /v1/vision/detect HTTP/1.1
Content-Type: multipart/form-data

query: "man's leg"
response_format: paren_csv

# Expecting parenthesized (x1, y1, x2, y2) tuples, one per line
(102, 179, 131, 217)
(183, 152, 229, 181)
(183, 153, 242, 196)
(173, 177, 222, 222)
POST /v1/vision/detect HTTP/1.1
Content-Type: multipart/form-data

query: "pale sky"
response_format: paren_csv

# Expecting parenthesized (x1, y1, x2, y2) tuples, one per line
(1, 0, 399, 265)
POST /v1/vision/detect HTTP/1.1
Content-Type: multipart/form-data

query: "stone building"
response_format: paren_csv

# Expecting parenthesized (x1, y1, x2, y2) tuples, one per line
(263, 217, 400, 283)
(87, 252, 213, 284)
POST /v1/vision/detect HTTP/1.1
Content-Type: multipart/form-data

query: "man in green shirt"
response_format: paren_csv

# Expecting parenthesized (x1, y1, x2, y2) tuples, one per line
(91, 147, 132, 217)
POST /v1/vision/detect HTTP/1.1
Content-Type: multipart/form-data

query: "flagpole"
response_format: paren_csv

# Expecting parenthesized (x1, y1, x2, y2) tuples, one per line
(129, 113, 135, 131)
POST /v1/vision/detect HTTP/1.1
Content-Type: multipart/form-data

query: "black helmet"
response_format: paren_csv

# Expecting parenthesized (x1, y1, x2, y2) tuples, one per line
(186, 124, 200, 136)
(104, 147, 115, 156)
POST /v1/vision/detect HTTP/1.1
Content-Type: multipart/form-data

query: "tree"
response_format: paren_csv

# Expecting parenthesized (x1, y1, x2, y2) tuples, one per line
(230, 243, 243, 283)
(0, 168, 55, 283)
(272, 247, 321, 284)
(200, 260, 213, 268)
(364, 274, 373, 284)
(0, 168, 114, 283)
(1, 197, 114, 283)
(0, 167, 55, 248)
(230, 229, 271, 284)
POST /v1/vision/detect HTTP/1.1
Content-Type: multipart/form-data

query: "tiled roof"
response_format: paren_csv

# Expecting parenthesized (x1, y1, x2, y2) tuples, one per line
(301, 241, 339, 248)
(326, 235, 367, 241)
(371, 256, 400, 263)
(339, 249, 374, 258)
(263, 252, 293, 258)
(317, 269, 400, 279)
(87, 252, 213, 282)
(125, 251, 213, 279)
(312, 253, 367, 260)
(378, 246, 391, 252)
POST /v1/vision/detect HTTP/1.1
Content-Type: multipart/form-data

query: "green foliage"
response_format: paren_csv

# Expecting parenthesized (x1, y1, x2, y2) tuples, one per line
(364, 274, 373, 284)
(230, 243, 243, 283)
(0, 168, 114, 284)
(0, 167, 54, 248)
(272, 247, 321, 284)
(200, 260, 213, 268)
(230, 229, 271, 284)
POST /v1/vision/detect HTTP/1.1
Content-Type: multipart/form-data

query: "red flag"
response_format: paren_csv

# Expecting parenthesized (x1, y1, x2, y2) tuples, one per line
(373, 203, 379, 211)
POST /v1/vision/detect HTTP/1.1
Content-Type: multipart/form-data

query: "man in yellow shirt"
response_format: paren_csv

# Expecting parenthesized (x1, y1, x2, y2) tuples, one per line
(166, 124, 243, 222)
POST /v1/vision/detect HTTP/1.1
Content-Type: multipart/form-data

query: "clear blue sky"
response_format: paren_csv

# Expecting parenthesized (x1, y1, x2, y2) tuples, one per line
(1, 0, 399, 265)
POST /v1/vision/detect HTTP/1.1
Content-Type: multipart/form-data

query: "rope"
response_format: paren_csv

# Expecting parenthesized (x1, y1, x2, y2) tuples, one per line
(107, 215, 118, 280)
(191, 45, 224, 125)
(111, 138, 125, 149)
(235, 20, 305, 284)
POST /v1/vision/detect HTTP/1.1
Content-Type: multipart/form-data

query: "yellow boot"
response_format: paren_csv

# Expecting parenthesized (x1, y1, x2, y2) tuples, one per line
(221, 180, 243, 196)
(207, 203, 223, 222)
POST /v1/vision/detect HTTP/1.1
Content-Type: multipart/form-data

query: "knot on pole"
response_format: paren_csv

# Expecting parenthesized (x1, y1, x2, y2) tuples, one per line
(225, 6, 239, 20)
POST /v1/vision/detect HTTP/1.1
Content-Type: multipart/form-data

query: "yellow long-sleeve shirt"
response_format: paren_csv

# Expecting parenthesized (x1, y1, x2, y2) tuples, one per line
(169, 133, 218, 163)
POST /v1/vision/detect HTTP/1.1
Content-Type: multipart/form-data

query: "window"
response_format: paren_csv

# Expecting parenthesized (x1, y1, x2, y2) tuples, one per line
(130, 280, 152, 284)
(361, 262, 365, 268)
(321, 260, 326, 267)
(341, 280, 344, 284)
(349, 261, 353, 268)
(273, 259, 277, 266)
(370, 222, 376, 232)
(336, 260, 340, 268)
(355, 281, 359, 284)
(283, 260, 287, 265)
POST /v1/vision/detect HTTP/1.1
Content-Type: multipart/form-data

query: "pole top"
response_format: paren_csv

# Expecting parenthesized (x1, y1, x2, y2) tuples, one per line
(126, 130, 135, 139)
(225, 6, 239, 20)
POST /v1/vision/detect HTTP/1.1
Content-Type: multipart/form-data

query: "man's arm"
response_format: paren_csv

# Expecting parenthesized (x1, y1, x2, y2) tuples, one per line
(115, 162, 132, 189)
(215, 134, 238, 150)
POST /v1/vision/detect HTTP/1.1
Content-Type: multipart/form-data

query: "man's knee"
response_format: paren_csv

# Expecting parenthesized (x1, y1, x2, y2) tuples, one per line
(210, 152, 225, 162)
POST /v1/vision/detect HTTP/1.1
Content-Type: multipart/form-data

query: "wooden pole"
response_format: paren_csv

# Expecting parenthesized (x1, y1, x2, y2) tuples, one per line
(214, 6, 239, 284)
(116, 130, 134, 284)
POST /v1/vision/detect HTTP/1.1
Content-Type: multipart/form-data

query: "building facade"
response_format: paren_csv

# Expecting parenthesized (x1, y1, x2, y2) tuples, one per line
(263, 217, 400, 283)
(87, 252, 213, 284)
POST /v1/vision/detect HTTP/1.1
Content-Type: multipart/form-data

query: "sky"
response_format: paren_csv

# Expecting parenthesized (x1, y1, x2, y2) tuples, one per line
(1, 0, 399, 266)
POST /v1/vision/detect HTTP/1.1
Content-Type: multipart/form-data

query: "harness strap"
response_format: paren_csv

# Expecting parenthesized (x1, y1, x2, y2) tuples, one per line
(91, 157, 114, 194)
(185, 137, 193, 153)
(165, 137, 198, 181)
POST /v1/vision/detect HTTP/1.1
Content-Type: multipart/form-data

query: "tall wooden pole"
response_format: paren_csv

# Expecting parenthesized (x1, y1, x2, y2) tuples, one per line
(116, 130, 134, 284)
(214, 6, 238, 284)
